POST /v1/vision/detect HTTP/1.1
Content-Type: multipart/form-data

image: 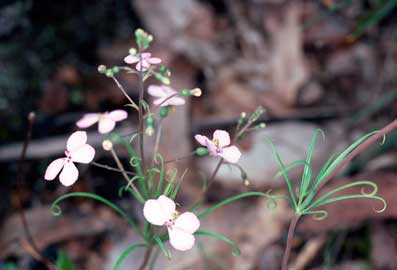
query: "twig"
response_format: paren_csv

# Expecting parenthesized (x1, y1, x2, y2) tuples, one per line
(16, 112, 55, 270)
(111, 75, 139, 111)
(91, 161, 137, 176)
(282, 215, 300, 270)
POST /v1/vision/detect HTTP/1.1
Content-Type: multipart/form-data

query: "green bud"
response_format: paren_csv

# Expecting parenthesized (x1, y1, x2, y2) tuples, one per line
(154, 73, 170, 85)
(180, 89, 190, 96)
(111, 66, 120, 74)
(98, 65, 107, 74)
(195, 147, 209, 156)
(249, 106, 265, 122)
(146, 116, 154, 126)
(160, 107, 169, 118)
(105, 69, 113, 77)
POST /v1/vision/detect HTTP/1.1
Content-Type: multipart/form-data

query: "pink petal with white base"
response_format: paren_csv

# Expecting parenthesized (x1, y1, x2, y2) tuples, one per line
(70, 144, 95, 163)
(219, 145, 241, 163)
(44, 158, 65, 181)
(148, 57, 162, 64)
(98, 118, 116, 134)
(67, 131, 87, 152)
(136, 61, 150, 71)
(213, 130, 231, 147)
(108, 110, 128, 122)
(76, 114, 99, 128)
(194, 135, 210, 146)
(59, 162, 79, 186)
(124, 55, 139, 64)
(174, 212, 200, 234)
(168, 227, 196, 251)
(148, 85, 166, 97)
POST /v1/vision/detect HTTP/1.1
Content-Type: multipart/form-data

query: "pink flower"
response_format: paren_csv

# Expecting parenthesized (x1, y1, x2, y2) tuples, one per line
(195, 130, 241, 163)
(148, 85, 185, 106)
(143, 195, 200, 251)
(76, 110, 128, 134)
(124, 52, 161, 71)
(44, 131, 95, 186)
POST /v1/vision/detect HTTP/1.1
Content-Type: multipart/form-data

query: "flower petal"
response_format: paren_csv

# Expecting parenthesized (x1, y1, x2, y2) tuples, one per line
(194, 135, 210, 146)
(98, 118, 116, 134)
(59, 161, 79, 186)
(219, 145, 241, 163)
(174, 212, 200, 234)
(141, 52, 152, 59)
(148, 85, 166, 98)
(165, 96, 185, 106)
(213, 130, 230, 147)
(76, 113, 99, 128)
(108, 110, 128, 122)
(143, 195, 176, 226)
(168, 227, 195, 251)
(70, 144, 95, 163)
(67, 131, 87, 152)
(148, 57, 162, 64)
(136, 61, 150, 71)
(124, 55, 139, 64)
(44, 158, 65, 180)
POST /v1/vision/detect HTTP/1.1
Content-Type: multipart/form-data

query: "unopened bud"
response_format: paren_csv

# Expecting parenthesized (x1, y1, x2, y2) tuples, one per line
(102, 140, 113, 151)
(191, 88, 202, 97)
(98, 65, 107, 74)
(129, 48, 137, 55)
(195, 147, 209, 156)
(244, 179, 250, 186)
(145, 126, 154, 136)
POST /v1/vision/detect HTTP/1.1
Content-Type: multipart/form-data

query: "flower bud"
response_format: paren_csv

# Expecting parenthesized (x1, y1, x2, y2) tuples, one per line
(102, 140, 113, 151)
(160, 107, 169, 118)
(145, 126, 154, 136)
(111, 66, 120, 74)
(190, 88, 202, 97)
(195, 147, 209, 156)
(98, 65, 107, 74)
(105, 69, 113, 77)
(129, 48, 137, 55)
(244, 179, 250, 186)
(180, 89, 190, 97)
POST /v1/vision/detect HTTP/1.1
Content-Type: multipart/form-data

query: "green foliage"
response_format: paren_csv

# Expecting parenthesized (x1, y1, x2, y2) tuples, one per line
(55, 250, 74, 270)
(269, 129, 387, 219)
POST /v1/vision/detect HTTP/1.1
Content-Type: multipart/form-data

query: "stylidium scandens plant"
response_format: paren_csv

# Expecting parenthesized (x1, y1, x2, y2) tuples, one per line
(45, 28, 275, 269)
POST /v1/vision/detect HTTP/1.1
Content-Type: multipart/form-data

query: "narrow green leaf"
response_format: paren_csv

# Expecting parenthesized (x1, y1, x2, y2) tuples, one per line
(197, 191, 286, 218)
(265, 137, 298, 209)
(50, 192, 143, 237)
(154, 236, 171, 259)
(195, 230, 241, 256)
(154, 153, 165, 197)
(113, 243, 147, 270)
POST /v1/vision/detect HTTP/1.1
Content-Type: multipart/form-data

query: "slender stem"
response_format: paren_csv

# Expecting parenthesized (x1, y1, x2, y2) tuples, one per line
(17, 113, 55, 269)
(139, 247, 153, 270)
(138, 49, 146, 171)
(205, 158, 224, 191)
(110, 147, 144, 202)
(111, 75, 139, 111)
(152, 118, 163, 164)
(282, 215, 300, 270)
(91, 161, 136, 176)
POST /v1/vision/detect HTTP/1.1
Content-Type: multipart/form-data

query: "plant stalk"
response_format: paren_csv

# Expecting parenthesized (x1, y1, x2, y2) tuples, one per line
(282, 215, 300, 270)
